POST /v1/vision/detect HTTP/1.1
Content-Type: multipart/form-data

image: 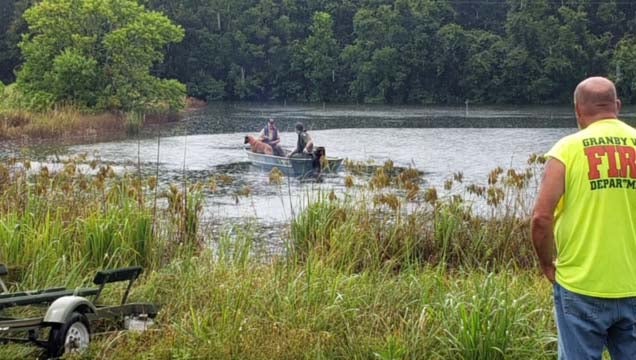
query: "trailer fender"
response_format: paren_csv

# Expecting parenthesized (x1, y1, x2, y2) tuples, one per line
(44, 296, 97, 324)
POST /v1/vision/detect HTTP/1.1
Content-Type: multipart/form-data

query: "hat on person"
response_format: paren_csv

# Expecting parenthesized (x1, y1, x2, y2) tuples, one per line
(295, 122, 304, 131)
(268, 118, 275, 124)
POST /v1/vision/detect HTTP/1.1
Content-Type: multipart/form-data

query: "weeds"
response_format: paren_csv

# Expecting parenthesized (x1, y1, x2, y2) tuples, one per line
(73, 256, 555, 359)
(0, 156, 202, 287)
(292, 156, 543, 272)
(0, 154, 557, 359)
(0, 106, 123, 140)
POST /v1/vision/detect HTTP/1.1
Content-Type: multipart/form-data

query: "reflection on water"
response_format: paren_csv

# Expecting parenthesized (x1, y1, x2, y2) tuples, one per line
(6, 103, 625, 242)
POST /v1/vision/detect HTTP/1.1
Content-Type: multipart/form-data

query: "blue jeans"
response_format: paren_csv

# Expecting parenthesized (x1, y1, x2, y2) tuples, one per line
(554, 282, 636, 359)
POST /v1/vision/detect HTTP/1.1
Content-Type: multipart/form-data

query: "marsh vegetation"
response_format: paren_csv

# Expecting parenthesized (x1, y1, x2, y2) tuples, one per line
(0, 153, 557, 359)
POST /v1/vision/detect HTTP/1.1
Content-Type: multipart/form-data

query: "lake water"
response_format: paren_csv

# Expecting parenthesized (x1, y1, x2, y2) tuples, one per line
(10, 103, 636, 233)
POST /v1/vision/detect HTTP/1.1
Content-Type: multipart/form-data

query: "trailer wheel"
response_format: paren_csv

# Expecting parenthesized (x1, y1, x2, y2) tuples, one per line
(47, 311, 90, 358)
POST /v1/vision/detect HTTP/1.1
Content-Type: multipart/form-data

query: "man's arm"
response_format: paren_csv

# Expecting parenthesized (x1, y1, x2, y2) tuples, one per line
(531, 158, 565, 283)
(303, 134, 314, 153)
(289, 143, 298, 157)
(258, 128, 266, 140)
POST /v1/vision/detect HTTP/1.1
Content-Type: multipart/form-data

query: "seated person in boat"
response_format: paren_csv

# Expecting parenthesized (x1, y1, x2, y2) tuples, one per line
(258, 118, 285, 156)
(289, 122, 314, 158)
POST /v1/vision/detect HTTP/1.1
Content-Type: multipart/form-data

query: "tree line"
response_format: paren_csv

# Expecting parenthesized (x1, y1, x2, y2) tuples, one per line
(3, 0, 636, 109)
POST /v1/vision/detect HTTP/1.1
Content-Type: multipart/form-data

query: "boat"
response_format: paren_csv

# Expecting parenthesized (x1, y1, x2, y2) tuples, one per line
(244, 147, 343, 178)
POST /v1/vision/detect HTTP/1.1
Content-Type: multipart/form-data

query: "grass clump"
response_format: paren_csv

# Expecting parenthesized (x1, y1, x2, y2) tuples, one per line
(70, 254, 555, 359)
(0, 83, 184, 141)
(292, 156, 544, 273)
(0, 106, 124, 140)
(0, 157, 203, 289)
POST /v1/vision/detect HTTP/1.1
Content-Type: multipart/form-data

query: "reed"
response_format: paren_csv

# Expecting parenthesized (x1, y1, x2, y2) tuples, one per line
(0, 105, 181, 141)
(0, 106, 125, 140)
(71, 253, 555, 359)
(0, 154, 559, 359)
(291, 157, 543, 272)
(0, 157, 201, 288)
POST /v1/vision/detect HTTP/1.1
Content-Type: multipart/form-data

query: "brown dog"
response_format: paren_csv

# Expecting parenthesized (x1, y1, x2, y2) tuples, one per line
(311, 147, 326, 176)
(244, 135, 273, 155)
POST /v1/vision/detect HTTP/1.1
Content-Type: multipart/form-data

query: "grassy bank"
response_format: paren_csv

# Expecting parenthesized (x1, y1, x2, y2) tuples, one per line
(0, 84, 193, 141)
(0, 156, 556, 359)
(83, 257, 555, 359)
(0, 258, 556, 359)
(0, 107, 183, 141)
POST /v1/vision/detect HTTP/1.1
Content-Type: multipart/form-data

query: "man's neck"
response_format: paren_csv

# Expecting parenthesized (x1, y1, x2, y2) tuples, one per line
(581, 114, 617, 129)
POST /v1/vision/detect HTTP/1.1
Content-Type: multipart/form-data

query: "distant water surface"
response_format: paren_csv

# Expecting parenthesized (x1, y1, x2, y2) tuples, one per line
(7, 103, 636, 236)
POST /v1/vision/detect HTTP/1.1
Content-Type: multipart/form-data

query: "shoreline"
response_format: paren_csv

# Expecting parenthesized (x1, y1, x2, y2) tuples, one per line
(0, 97, 207, 145)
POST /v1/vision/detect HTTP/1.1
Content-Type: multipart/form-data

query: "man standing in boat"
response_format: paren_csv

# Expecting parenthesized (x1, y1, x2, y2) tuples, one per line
(289, 122, 314, 158)
(258, 118, 284, 156)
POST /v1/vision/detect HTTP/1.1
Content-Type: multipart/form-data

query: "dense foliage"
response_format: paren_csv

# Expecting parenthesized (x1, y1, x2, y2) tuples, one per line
(7, 0, 185, 111)
(3, 0, 636, 105)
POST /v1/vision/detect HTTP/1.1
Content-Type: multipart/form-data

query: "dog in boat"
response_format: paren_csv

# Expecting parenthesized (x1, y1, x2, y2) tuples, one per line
(311, 147, 326, 177)
(244, 135, 273, 155)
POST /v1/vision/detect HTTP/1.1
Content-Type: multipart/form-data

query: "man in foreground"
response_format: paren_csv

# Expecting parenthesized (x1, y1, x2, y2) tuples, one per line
(532, 76, 636, 359)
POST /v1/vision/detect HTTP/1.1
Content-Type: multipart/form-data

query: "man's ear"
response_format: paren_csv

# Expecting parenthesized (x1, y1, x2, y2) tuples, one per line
(574, 103, 583, 126)
(617, 99, 622, 114)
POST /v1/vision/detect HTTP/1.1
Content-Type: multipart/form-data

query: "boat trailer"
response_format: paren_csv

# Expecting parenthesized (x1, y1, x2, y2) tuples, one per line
(0, 265, 157, 358)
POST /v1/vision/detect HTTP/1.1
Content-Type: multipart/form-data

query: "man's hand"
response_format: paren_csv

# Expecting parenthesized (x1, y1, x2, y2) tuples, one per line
(540, 262, 556, 283)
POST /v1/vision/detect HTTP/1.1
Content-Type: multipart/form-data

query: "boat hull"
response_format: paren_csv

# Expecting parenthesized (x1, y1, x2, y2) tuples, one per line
(244, 149, 343, 177)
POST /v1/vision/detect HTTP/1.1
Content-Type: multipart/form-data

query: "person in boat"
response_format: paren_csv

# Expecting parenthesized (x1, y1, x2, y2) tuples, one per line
(289, 122, 313, 158)
(258, 118, 284, 156)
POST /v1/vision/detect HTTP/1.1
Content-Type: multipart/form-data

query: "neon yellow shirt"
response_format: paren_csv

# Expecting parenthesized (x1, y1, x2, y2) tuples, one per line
(547, 119, 636, 298)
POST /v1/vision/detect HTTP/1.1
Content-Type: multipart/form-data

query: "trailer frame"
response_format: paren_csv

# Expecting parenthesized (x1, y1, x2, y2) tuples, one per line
(0, 265, 157, 358)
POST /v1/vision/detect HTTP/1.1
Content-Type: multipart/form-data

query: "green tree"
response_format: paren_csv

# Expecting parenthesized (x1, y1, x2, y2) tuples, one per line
(6, 0, 629, 106)
(343, 5, 409, 103)
(435, 24, 506, 104)
(500, 0, 554, 103)
(0, 0, 16, 83)
(612, 37, 636, 102)
(396, 0, 454, 103)
(298, 12, 338, 102)
(0, 0, 36, 84)
(541, 7, 609, 103)
(270, 14, 307, 102)
(450, 0, 509, 35)
(17, 0, 185, 111)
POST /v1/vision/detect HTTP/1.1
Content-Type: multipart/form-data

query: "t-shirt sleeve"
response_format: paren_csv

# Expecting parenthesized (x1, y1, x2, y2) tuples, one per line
(545, 135, 575, 217)
(546, 135, 574, 166)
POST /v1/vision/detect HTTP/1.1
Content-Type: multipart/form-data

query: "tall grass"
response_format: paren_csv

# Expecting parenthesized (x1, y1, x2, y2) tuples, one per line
(0, 83, 182, 140)
(75, 253, 555, 359)
(0, 106, 124, 140)
(0, 154, 558, 359)
(292, 157, 544, 272)
(0, 157, 202, 288)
